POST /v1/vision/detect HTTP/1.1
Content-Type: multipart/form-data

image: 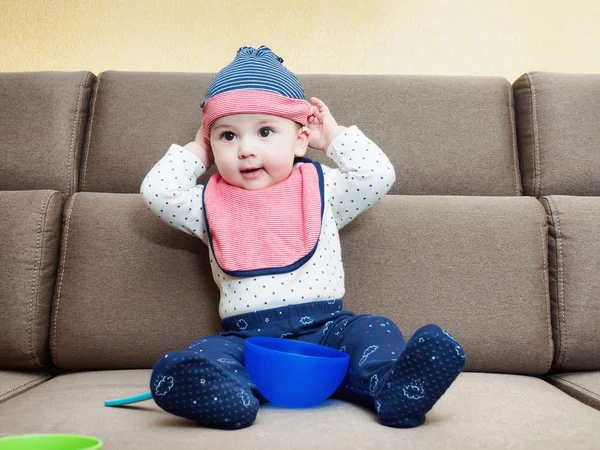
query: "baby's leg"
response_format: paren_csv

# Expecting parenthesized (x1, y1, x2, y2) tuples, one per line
(372, 324, 466, 427)
(323, 316, 465, 428)
(321, 315, 407, 406)
(150, 335, 261, 430)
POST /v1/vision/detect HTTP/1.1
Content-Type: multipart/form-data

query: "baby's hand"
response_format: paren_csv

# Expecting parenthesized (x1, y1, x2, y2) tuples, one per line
(307, 97, 347, 152)
(184, 125, 213, 169)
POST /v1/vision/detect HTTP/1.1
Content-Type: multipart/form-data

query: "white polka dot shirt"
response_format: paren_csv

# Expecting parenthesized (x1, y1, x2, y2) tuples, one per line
(141, 126, 395, 319)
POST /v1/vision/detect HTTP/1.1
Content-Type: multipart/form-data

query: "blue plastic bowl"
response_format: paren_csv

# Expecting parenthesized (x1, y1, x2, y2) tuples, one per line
(244, 337, 350, 408)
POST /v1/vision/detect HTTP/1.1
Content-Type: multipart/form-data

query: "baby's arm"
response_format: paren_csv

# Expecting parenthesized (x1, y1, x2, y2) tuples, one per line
(324, 128, 395, 228)
(140, 136, 212, 243)
(307, 98, 396, 229)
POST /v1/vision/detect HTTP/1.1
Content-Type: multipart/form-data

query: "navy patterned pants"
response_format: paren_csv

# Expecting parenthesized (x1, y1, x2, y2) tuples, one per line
(151, 300, 465, 429)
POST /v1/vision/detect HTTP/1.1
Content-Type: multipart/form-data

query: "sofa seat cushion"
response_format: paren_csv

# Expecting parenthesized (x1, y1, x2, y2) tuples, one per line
(0, 190, 64, 369)
(541, 196, 600, 371)
(547, 372, 600, 411)
(0, 370, 52, 404)
(0, 371, 598, 449)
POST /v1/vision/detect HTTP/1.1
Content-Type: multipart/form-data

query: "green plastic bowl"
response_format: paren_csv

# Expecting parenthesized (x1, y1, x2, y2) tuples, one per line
(0, 434, 102, 450)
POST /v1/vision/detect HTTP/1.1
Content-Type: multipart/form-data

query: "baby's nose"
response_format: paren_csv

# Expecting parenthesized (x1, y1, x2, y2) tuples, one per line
(238, 138, 256, 158)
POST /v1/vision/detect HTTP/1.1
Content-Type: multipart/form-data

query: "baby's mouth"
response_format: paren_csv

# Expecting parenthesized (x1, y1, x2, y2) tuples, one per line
(240, 167, 264, 179)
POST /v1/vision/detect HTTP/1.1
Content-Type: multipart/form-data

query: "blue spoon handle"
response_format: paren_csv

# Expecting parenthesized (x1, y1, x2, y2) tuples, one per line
(104, 391, 153, 407)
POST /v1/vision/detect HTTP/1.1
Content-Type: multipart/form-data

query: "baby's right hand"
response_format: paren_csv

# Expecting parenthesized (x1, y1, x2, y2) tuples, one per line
(184, 125, 213, 169)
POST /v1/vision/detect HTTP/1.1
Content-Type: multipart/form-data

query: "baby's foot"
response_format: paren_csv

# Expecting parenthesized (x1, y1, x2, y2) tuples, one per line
(151, 350, 259, 430)
(373, 324, 466, 428)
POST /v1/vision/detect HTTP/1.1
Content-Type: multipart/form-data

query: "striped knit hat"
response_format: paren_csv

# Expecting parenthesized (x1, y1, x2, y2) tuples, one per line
(201, 46, 311, 142)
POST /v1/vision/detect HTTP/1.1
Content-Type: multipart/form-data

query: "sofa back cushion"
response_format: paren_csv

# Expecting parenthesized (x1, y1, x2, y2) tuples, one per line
(514, 72, 600, 197)
(50, 193, 222, 370)
(300, 75, 521, 196)
(341, 195, 553, 375)
(81, 72, 521, 196)
(542, 195, 600, 371)
(79, 72, 215, 194)
(0, 190, 63, 369)
(51, 193, 552, 374)
(0, 72, 95, 195)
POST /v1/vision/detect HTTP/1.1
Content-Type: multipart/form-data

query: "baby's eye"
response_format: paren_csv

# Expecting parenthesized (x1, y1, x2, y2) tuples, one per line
(221, 132, 236, 141)
(259, 128, 273, 138)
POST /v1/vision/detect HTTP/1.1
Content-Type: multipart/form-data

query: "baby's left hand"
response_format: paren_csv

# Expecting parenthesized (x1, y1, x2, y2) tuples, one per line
(307, 97, 347, 152)
(183, 124, 214, 169)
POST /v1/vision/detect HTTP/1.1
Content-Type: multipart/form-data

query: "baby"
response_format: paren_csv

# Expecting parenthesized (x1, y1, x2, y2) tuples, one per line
(141, 45, 466, 430)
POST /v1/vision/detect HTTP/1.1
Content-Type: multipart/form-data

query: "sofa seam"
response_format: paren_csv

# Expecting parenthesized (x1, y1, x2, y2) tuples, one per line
(542, 197, 561, 367)
(533, 198, 554, 373)
(528, 73, 542, 197)
(506, 81, 521, 196)
(550, 375, 600, 401)
(80, 73, 101, 193)
(547, 196, 566, 367)
(67, 74, 87, 196)
(51, 193, 78, 367)
(0, 374, 53, 402)
(27, 190, 56, 369)
(551, 197, 566, 367)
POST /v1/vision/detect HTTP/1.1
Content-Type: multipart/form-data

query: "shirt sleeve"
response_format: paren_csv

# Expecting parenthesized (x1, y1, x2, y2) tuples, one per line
(324, 125, 396, 229)
(140, 144, 209, 244)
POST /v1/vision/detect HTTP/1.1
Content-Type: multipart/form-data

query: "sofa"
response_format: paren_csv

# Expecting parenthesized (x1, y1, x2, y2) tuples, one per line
(1, 70, 600, 449)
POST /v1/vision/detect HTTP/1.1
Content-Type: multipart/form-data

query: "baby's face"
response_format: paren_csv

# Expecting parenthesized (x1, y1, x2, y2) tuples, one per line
(210, 114, 309, 190)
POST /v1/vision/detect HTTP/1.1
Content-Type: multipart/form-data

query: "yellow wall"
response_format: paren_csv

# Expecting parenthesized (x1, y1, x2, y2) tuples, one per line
(2, 0, 600, 82)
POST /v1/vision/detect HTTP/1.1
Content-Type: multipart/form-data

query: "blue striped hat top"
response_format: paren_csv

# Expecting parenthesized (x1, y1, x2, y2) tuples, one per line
(200, 46, 306, 107)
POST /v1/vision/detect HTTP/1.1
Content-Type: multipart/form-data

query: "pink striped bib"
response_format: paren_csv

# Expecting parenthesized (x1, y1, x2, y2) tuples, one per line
(203, 160, 324, 277)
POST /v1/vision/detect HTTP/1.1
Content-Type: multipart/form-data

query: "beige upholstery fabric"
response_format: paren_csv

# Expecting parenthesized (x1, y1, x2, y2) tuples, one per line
(0, 370, 52, 404)
(341, 195, 553, 375)
(1, 371, 599, 449)
(300, 75, 522, 196)
(79, 71, 216, 193)
(52, 193, 552, 374)
(546, 371, 600, 411)
(1, 69, 600, 447)
(81, 72, 521, 196)
(51, 193, 222, 370)
(0, 72, 95, 195)
(0, 191, 64, 369)
(541, 196, 600, 371)
(513, 72, 600, 197)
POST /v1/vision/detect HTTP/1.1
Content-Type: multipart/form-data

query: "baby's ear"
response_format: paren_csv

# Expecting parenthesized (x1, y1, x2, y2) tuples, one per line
(295, 126, 310, 157)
